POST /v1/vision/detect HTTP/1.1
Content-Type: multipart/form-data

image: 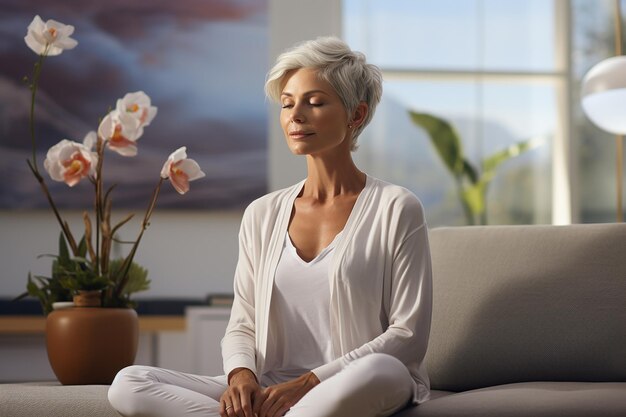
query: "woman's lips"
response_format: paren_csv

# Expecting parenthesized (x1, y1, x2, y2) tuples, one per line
(288, 131, 314, 139)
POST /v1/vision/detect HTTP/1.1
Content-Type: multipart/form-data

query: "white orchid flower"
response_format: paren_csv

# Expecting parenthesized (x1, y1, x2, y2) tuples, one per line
(116, 91, 158, 136)
(82, 131, 97, 151)
(160, 147, 205, 195)
(24, 15, 78, 56)
(43, 139, 98, 187)
(97, 110, 142, 157)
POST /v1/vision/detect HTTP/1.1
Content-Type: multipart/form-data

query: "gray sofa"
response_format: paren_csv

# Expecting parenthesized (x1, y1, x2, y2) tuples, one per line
(399, 222, 626, 417)
(2, 223, 625, 417)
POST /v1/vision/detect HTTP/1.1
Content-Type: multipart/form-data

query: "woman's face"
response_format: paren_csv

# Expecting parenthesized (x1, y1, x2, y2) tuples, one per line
(279, 68, 351, 157)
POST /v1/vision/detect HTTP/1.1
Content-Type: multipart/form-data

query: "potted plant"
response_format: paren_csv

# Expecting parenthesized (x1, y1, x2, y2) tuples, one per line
(14, 15, 206, 384)
(408, 111, 540, 225)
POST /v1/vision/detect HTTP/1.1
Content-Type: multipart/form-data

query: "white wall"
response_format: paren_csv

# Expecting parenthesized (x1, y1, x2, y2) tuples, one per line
(0, 211, 241, 299)
(268, 0, 342, 190)
(0, 0, 342, 301)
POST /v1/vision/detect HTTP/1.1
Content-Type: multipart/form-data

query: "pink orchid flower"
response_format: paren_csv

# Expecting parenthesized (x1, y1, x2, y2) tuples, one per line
(160, 147, 205, 195)
(43, 138, 98, 187)
(24, 15, 77, 56)
(98, 110, 142, 157)
(116, 91, 158, 137)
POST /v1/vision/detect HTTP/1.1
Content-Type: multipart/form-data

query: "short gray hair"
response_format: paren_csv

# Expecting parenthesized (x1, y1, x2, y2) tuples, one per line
(265, 36, 383, 150)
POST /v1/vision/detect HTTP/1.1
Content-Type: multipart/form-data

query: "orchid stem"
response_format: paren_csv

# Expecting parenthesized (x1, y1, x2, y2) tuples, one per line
(26, 47, 78, 255)
(94, 137, 106, 276)
(28, 50, 48, 176)
(26, 161, 78, 254)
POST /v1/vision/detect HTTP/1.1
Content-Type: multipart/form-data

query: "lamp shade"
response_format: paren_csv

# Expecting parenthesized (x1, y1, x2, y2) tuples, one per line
(581, 55, 626, 135)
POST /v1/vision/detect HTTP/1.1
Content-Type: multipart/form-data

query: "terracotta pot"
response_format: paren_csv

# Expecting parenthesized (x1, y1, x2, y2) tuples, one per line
(46, 307, 138, 385)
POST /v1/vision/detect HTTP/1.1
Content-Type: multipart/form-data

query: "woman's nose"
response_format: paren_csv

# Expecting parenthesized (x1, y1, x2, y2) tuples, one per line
(290, 104, 305, 123)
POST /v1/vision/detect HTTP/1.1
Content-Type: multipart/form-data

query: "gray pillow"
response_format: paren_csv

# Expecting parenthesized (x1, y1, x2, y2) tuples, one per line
(425, 224, 626, 391)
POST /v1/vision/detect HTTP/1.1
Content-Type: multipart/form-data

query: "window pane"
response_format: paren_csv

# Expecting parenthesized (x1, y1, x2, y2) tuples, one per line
(354, 80, 554, 225)
(344, 0, 478, 69)
(481, 83, 554, 224)
(482, 0, 556, 71)
(572, 0, 626, 222)
(343, 0, 556, 72)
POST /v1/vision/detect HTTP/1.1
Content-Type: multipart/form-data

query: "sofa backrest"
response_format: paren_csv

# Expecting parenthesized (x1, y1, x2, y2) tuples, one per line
(425, 223, 626, 392)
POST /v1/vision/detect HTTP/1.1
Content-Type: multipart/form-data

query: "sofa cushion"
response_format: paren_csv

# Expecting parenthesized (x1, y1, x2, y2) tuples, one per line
(426, 224, 626, 391)
(0, 382, 120, 417)
(394, 382, 626, 417)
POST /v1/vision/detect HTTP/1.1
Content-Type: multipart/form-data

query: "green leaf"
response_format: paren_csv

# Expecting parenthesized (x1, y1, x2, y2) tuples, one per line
(462, 159, 479, 184)
(78, 235, 87, 258)
(58, 232, 70, 266)
(26, 274, 41, 297)
(13, 291, 30, 302)
(461, 182, 487, 215)
(482, 139, 535, 177)
(51, 259, 63, 279)
(70, 256, 89, 264)
(109, 259, 150, 296)
(408, 111, 465, 176)
(20, 267, 72, 316)
(33, 275, 50, 286)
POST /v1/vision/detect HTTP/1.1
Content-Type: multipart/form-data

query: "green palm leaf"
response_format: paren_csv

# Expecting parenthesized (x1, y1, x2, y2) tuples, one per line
(409, 111, 465, 176)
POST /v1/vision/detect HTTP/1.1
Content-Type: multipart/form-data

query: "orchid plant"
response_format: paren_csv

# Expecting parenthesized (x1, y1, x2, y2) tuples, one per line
(17, 16, 205, 314)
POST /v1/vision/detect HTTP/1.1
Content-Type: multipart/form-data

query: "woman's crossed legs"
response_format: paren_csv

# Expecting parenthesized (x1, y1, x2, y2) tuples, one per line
(108, 353, 414, 417)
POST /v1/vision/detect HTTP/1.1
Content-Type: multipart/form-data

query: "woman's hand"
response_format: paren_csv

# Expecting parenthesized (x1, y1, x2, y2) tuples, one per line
(220, 368, 262, 417)
(253, 372, 320, 417)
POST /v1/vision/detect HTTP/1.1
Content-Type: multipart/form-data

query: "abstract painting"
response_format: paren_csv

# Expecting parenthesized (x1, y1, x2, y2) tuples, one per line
(0, 0, 268, 209)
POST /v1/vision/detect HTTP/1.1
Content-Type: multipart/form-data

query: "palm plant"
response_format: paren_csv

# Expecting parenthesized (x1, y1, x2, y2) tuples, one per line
(409, 111, 538, 225)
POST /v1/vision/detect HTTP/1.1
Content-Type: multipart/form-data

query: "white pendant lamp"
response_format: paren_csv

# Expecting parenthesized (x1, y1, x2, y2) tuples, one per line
(581, 56, 626, 135)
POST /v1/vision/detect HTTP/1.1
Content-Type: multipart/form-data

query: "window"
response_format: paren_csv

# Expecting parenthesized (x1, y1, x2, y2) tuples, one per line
(572, 0, 626, 222)
(344, 0, 568, 226)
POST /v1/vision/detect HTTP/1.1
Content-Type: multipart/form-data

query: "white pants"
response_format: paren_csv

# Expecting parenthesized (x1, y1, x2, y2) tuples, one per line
(108, 353, 415, 417)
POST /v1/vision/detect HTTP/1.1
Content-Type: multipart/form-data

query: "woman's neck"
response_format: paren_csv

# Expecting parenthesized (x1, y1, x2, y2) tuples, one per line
(302, 153, 366, 201)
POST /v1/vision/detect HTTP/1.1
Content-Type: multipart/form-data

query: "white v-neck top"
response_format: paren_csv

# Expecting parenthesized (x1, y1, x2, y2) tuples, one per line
(262, 231, 342, 385)
(222, 175, 433, 404)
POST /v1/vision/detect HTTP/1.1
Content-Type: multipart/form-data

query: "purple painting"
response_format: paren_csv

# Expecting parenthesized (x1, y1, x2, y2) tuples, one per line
(0, 0, 268, 210)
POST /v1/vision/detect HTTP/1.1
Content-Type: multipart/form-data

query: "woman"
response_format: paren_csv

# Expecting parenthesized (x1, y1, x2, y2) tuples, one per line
(108, 36, 432, 417)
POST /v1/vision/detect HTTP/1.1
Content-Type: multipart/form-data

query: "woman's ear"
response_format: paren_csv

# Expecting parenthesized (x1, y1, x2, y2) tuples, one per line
(350, 102, 369, 128)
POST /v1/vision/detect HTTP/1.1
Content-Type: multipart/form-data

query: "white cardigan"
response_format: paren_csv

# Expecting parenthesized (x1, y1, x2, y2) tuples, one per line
(222, 175, 433, 404)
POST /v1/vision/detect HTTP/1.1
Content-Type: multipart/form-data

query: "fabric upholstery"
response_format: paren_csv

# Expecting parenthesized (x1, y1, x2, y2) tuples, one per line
(5, 382, 626, 417)
(394, 382, 626, 417)
(0, 382, 120, 417)
(425, 224, 626, 392)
